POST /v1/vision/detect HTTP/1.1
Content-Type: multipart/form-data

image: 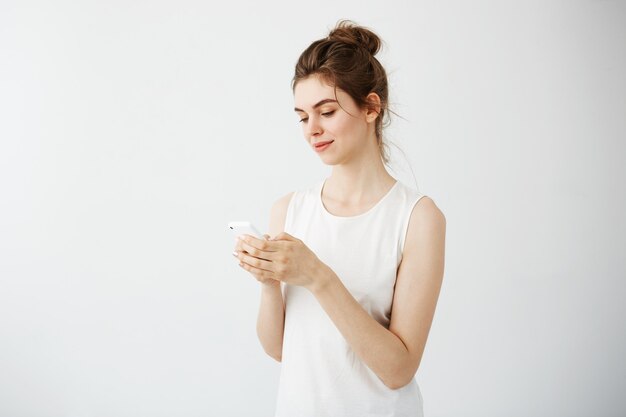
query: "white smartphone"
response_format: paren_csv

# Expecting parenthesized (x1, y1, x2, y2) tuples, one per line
(228, 221, 263, 239)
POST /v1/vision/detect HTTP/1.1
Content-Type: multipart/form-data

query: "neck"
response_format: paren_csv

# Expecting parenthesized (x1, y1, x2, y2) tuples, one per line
(325, 142, 395, 206)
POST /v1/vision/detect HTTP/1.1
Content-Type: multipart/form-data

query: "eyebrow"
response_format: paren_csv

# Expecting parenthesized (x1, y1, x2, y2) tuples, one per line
(294, 99, 338, 113)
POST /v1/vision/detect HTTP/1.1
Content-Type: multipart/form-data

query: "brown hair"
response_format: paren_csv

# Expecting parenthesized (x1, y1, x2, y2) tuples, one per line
(292, 20, 391, 164)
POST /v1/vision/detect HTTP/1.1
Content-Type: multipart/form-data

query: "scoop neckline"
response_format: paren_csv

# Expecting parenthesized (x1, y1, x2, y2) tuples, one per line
(318, 179, 400, 220)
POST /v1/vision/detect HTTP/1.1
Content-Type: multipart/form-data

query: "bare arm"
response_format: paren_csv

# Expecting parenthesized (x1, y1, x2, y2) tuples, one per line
(238, 195, 445, 384)
(255, 192, 293, 362)
(310, 197, 446, 389)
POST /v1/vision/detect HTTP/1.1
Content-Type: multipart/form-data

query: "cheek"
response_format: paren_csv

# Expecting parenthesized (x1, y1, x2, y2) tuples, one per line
(338, 118, 365, 139)
(327, 115, 353, 135)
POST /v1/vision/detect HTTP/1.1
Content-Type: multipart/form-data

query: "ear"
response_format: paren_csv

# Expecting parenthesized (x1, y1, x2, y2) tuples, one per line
(364, 92, 381, 123)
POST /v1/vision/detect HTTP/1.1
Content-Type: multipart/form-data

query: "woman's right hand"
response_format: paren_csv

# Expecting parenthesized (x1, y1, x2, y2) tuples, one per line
(233, 234, 281, 288)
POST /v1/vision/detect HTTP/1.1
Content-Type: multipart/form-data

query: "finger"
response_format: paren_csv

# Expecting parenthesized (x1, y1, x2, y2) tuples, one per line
(259, 235, 291, 251)
(238, 250, 274, 272)
(239, 257, 275, 278)
(270, 232, 296, 241)
(239, 235, 279, 255)
(237, 240, 271, 261)
(234, 236, 248, 253)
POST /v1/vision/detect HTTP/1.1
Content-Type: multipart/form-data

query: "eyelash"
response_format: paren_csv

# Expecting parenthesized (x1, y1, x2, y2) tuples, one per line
(299, 110, 335, 123)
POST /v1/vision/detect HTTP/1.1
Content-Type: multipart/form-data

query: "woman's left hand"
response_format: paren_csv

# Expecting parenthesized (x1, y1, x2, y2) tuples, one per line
(233, 232, 330, 291)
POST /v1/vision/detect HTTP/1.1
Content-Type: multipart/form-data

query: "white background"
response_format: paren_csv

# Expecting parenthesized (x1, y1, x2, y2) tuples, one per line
(1, 0, 625, 416)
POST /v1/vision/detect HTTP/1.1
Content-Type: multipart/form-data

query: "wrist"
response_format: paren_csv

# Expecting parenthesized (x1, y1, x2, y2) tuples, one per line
(308, 263, 336, 295)
(261, 280, 281, 291)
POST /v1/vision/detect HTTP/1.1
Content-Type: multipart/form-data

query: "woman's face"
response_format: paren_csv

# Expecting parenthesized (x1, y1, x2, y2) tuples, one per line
(294, 75, 373, 165)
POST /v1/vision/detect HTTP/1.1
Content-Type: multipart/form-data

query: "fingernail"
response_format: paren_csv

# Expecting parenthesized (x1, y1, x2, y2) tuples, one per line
(232, 251, 238, 257)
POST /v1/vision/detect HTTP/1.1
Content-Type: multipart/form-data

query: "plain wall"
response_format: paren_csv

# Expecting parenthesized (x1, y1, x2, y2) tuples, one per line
(1, 0, 625, 416)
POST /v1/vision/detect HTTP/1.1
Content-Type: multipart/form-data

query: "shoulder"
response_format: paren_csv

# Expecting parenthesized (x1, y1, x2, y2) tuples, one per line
(271, 191, 295, 216)
(395, 182, 445, 226)
(410, 196, 446, 228)
(270, 180, 319, 219)
(268, 191, 295, 237)
(267, 181, 319, 236)
(404, 196, 446, 258)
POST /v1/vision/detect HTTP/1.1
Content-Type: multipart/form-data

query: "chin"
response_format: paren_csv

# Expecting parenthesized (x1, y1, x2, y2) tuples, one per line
(317, 154, 343, 166)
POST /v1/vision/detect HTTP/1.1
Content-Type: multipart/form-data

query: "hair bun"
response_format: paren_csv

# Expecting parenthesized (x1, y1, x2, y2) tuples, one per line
(327, 20, 381, 56)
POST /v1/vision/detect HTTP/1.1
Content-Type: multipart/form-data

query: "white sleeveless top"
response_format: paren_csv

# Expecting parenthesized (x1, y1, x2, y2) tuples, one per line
(274, 178, 427, 417)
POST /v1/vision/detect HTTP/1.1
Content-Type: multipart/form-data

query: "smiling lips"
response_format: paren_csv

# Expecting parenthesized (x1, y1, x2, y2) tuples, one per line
(314, 140, 334, 149)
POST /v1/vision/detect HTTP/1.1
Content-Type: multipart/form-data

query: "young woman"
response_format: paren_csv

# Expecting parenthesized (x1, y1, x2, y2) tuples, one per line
(232, 20, 446, 417)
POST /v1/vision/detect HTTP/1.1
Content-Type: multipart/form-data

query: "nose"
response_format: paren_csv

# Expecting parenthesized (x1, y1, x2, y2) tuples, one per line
(305, 115, 322, 138)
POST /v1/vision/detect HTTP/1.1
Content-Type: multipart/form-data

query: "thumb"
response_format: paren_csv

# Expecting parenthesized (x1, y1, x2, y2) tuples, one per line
(271, 232, 295, 241)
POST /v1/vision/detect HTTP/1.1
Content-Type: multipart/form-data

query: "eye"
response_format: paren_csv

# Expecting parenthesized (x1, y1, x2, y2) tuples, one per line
(299, 117, 309, 123)
(321, 110, 335, 117)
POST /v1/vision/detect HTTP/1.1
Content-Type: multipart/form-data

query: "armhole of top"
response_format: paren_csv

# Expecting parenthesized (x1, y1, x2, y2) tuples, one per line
(399, 194, 428, 258)
(283, 191, 298, 235)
